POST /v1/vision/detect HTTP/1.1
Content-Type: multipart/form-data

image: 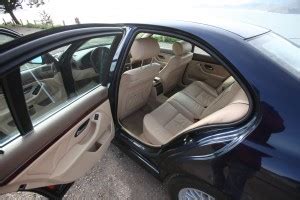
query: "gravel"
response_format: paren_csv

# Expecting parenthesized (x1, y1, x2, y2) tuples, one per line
(0, 145, 169, 200)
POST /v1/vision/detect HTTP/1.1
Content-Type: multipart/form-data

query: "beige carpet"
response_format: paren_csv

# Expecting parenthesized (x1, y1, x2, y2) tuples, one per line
(121, 106, 153, 136)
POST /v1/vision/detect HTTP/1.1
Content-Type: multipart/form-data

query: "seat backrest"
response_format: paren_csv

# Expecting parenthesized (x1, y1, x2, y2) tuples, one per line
(181, 82, 249, 132)
(118, 38, 161, 119)
(216, 76, 235, 94)
(159, 41, 193, 93)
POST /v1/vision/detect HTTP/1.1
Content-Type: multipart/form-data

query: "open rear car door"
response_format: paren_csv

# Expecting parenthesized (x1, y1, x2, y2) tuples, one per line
(0, 25, 124, 198)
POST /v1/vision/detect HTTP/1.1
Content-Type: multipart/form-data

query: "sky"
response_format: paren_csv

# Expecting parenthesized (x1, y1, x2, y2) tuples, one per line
(2, 0, 299, 24)
(1, 0, 300, 43)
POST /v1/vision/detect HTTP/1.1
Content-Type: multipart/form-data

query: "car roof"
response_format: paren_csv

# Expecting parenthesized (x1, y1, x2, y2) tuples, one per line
(121, 18, 270, 39)
(0, 27, 21, 37)
(190, 19, 269, 39)
(0, 18, 269, 41)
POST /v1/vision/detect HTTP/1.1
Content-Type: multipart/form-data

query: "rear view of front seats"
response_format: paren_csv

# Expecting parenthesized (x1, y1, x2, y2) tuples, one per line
(159, 41, 193, 93)
(118, 38, 161, 119)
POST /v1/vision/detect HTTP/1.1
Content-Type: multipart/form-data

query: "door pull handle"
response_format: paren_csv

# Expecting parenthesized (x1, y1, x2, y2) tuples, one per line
(75, 119, 90, 137)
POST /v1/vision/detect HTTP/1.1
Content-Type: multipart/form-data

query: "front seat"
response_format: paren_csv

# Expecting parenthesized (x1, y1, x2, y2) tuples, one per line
(118, 38, 161, 119)
(159, 41, 193, 93)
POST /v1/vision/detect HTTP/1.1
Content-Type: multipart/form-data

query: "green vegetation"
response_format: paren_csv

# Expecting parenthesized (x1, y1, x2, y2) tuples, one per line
(152, 34, 179, 43)
(2, 22, 60, 30)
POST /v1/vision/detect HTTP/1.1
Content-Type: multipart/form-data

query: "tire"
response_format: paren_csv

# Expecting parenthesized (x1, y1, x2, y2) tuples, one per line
(167, 175, 228, 200)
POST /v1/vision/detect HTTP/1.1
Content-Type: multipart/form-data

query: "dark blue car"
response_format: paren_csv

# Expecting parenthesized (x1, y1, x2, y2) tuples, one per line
(0, 20, 299, 200)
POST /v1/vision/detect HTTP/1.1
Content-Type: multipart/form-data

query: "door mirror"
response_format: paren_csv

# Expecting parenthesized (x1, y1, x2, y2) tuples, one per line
(29, 56, 43, 64)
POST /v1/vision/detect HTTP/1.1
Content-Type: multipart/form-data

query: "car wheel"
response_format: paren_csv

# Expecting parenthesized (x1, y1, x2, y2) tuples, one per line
(167, 175, 227, 200)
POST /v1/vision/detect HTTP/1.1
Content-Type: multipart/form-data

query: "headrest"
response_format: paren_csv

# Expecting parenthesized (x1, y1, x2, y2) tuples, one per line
(217, 76, 235, 94)
(130, 38, 160, 63)
(172, 41, 192, 56)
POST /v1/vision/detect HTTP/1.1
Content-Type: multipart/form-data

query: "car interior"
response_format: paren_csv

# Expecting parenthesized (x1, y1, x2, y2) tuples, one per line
(0, 30, 250, 194)
(0, 32, 250, 148)
(0, 36, 115, 144)
(118, 33, 250, 146)
(0, 35, 118, 193)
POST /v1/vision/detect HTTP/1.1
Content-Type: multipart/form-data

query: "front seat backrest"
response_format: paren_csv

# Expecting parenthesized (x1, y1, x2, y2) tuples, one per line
(118, 38, 161, 119)
(159, 41, 193, 93)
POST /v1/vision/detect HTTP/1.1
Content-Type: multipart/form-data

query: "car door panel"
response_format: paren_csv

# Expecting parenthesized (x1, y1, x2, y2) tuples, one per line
(0, 27, 123, 195)
(183, 59, 230, 88)
(3, 100, 113, 193)
(0, 86, 113, 194)
(22, 74, 67, 119)
(72, 68, 98, 81)
(0, 94, 15, 137)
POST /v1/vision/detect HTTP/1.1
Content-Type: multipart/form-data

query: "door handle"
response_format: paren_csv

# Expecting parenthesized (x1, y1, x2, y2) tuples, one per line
(157, 55, 165, 59)
(75, 119, 90, 137)
(204, 64, 213, 71)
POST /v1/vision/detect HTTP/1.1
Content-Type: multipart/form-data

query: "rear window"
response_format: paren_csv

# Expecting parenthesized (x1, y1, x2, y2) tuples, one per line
(249, 32, 300, 79)
(151, 34, 179, 50)
(194, 46, 210, 56)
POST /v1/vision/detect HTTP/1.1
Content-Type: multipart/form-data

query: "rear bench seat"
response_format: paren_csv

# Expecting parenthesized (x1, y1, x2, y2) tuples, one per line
(143, 77, 249, 145)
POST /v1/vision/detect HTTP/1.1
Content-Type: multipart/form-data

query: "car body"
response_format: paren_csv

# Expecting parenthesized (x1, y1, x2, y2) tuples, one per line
(0, 20, 299, 200)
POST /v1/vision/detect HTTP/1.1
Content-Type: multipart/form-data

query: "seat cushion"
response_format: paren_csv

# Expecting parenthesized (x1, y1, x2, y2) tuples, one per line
(168, 92, 205, 120)
(143, 78, 249, 146)
(181, 81, 218, 107)
(143, 81, 215, 145)
(143, 101, 193, 145)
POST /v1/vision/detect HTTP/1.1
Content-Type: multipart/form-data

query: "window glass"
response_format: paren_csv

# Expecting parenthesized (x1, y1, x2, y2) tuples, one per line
(49, 45, 70, 61)
(151, 34, 179, 50)
(0, 34, 15, 45)
(20, 35, 116, 125)
(0, 83, 19, 145)
(249, 32, 300, 79)
(78, 36, 115, 51)
(194, 46, 210, 56)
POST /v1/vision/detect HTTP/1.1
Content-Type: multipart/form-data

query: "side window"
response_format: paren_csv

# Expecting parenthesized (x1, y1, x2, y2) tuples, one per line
(152, 34, 179, 50)
(194, 46, 210, 56)
(19, 35, 116, 125)
(71, 36, 115, 94)
(0, 83, 19, 145)
(0, 33, 15, 45)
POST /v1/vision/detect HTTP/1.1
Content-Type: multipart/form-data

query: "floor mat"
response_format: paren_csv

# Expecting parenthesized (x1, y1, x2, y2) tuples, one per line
(121, 106, 153, 136)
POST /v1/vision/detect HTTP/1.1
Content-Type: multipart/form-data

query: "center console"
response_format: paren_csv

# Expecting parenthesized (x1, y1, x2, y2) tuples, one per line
(148, 77, 167, 108)
(153, 77, 163, 96)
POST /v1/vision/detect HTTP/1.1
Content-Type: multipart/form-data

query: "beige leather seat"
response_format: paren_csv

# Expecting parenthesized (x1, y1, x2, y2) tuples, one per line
(181, 76, 235, 108)
(143, 79, 249, 145)
(118, 38, 161, 119)
(159, 41, 193, 93)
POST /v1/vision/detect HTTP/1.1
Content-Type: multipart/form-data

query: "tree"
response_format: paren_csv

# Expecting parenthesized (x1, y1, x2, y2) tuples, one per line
(27, 0, 44, 8)
(39, 10, 52, 25)
(0, 0, 23, 24)
(0, 0, 45, 25)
